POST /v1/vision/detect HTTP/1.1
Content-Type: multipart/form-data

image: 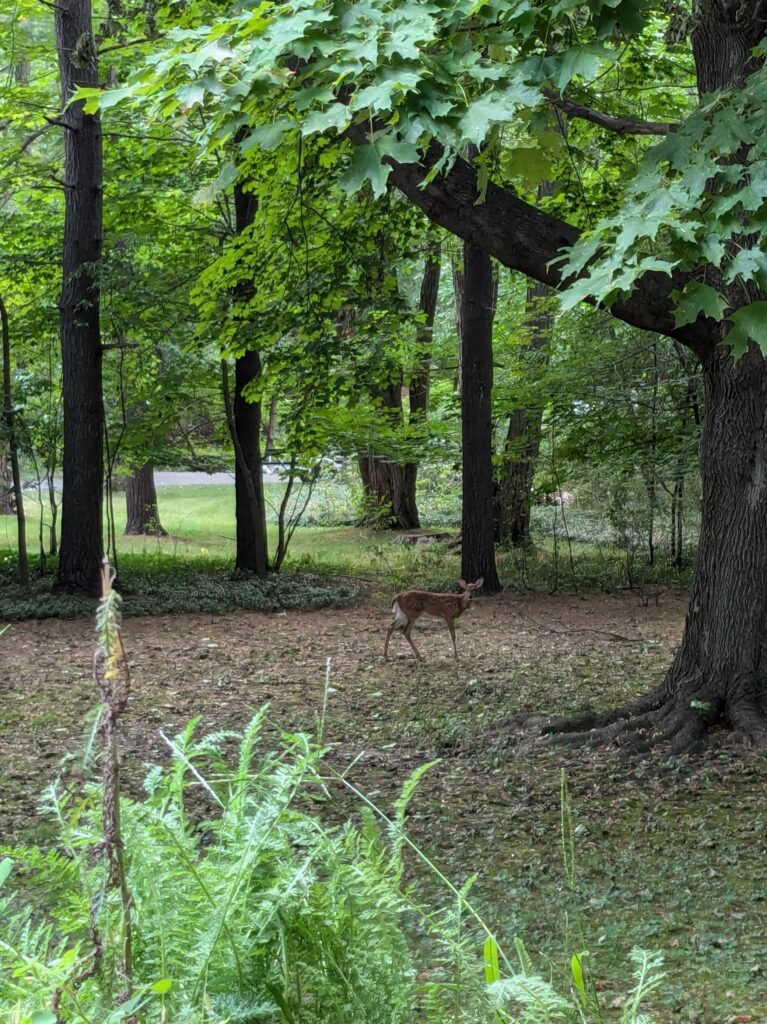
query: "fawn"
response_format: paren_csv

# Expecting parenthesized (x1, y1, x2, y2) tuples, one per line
(384, 578, 484, 660)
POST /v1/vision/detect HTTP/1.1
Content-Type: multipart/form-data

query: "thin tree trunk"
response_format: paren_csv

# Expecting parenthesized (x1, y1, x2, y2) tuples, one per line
(456, 240, 502, 591)
(54, 0, 104, 596)
(402, 238, 441, 527)
(263, 394, 278, 460)
(230, 176, 268, 575)
(0, 295, 29, 585)
(674, 474, 684, 568)
(124, 462, 166, 535)
(496, 275, 555, 546)
(233, 350, 268, 574)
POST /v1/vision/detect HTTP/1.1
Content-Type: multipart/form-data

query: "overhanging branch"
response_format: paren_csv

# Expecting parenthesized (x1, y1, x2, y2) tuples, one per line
(542, 89, 675, 136)
(346, 127, 711, 351)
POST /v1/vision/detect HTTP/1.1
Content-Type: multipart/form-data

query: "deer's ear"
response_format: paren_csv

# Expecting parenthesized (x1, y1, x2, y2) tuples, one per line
(458, 579, 467, 589)
(474, 577, 484, 590)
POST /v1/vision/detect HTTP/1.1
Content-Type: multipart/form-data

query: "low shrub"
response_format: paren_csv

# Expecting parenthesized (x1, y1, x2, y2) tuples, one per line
(0, 557, 358, 621)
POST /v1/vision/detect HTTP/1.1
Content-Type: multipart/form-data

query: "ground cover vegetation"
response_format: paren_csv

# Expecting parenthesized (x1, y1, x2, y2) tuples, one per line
(3, 0, 767, 1020)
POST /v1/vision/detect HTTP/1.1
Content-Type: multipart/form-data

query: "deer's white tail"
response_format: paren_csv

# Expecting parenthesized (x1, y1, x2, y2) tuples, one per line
(391, 599, 409, 629)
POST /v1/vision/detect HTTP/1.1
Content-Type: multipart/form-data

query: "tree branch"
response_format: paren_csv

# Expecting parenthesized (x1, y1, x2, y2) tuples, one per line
(346, 127, 711, 352)
(542, 89, 676, 136)
(98, 36, 164, 57)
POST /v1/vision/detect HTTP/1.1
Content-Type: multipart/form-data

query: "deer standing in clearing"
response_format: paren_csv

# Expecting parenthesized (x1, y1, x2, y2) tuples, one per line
(384, 578, 484, 660)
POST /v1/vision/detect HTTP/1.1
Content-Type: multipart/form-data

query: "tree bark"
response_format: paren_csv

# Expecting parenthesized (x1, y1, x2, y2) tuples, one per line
(230, 176, 269, 575)
(54, 0, 104, 596)
(124, 461, 166, 535)
(402, 240, 442, 528)
(496, 277, 555, 547)
(538, 5, 767, 751)
(456, 241, 502, 592)
(358, 381, 417, 529)
(233, 349, 268, 574)
(0, 295, 29, 584)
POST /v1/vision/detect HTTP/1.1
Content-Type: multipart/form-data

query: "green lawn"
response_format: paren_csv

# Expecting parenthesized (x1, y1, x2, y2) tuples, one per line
(0, 482, 693, 600)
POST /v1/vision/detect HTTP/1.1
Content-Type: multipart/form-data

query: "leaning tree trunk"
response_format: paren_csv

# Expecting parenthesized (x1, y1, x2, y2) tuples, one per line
(124, 462, 166, 536)
(402, 238, 441, 528)
(456, 240, 502, 592)
(54, 0, 104, 595)
(496, 274, 555, 547)
(542, 7, 767, 752)
(230, 175, 268, 575)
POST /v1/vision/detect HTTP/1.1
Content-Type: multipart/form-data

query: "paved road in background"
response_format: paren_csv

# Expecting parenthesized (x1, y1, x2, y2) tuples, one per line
(24, 469, 285, 491)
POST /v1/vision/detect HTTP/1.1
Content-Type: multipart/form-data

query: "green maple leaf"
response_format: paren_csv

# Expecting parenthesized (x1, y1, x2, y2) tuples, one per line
(725, 302, 767, 357)
(672, 282, 729, 328)
(339, 145, 390, 197)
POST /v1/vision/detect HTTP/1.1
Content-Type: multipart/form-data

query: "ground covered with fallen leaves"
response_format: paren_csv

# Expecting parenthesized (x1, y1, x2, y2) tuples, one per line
(2, 588, 767, 1023)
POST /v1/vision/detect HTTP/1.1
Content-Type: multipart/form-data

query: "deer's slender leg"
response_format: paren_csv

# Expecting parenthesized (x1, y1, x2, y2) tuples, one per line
(384, 622, 397, 659)
(403, 622, 422, 659)
(446, 618, 459, 660)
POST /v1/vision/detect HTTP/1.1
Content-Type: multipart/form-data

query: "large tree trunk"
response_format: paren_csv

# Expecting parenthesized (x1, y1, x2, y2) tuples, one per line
(54, 0, 104, 596)
(402, 239, 442, 527)
(456, 241, 502, 592)
(230, 176, 268, 575)
(545, 345, 767, 751)
(496, 277, 555, 547)
(540, 5, 767, 752)
(124, 462, 166, 536)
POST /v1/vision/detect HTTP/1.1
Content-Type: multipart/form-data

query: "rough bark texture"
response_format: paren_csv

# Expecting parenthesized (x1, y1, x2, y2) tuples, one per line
(402, 241, 442, 526)
(538, 4, 767, 751)
(456, 241, 502, 592)
(496, 277, 555, 547)
(54, 0, 104, 596)
(231, 178, 268, 575)
(124, 462, 166, 536)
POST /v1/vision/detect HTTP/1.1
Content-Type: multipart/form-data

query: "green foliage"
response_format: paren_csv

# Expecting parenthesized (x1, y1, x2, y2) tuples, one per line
(559, 59, 767, 351)
(0, 557, 358, 621)
(0, 712, 663, 1024)
(0, 719, 427, 1021)
(0, 714, 667, 1024)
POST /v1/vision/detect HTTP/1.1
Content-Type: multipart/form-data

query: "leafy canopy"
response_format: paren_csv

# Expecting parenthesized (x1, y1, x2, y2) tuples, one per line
(78, 0, 767, 352)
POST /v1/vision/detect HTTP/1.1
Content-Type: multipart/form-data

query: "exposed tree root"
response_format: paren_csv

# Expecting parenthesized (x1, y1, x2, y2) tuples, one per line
(534, 676, 767, 755)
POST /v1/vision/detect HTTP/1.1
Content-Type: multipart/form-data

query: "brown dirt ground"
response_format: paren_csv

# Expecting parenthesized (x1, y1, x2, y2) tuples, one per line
(3, 590, 767, 1021)
(1, 590, 685, 840)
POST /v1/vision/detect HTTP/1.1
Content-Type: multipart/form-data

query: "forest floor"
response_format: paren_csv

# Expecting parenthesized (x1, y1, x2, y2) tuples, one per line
(2, 589, 767, 1023)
